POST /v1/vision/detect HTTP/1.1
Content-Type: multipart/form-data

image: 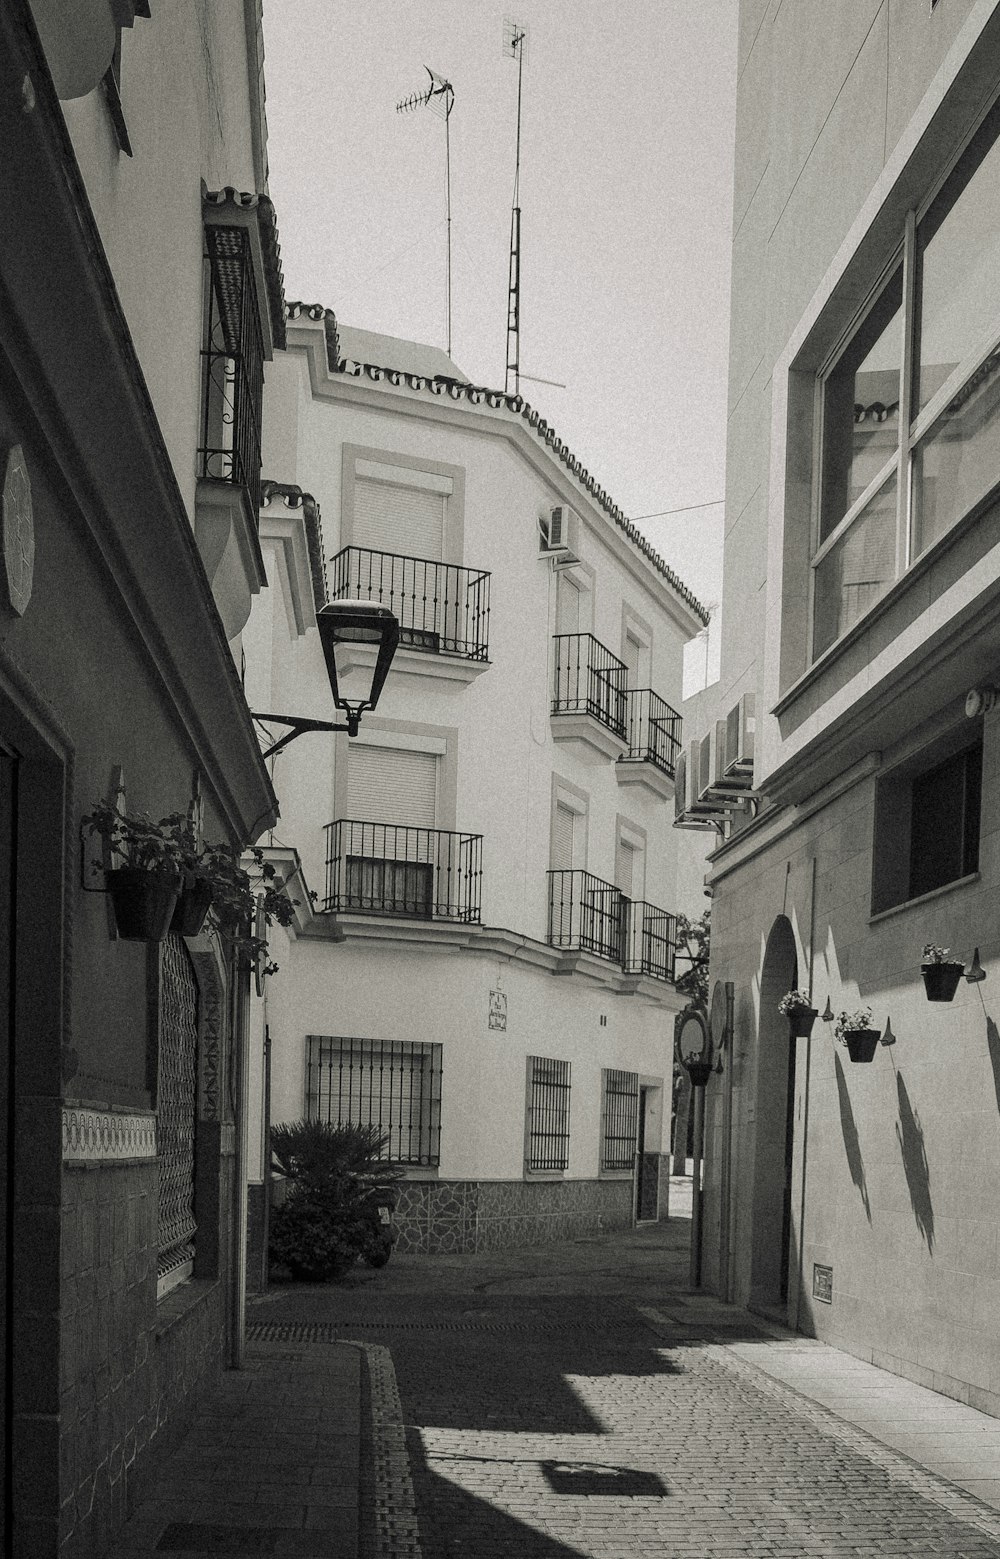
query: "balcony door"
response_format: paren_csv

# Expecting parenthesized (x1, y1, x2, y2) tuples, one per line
(354, 472, 449, 650)
(345, 743, 438, 915)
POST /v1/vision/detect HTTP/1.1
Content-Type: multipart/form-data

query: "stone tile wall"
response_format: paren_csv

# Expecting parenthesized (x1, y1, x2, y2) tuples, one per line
(392, 1178, 635, 1255)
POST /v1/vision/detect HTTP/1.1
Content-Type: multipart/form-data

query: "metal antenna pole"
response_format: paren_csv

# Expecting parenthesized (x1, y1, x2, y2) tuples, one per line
(504, 19, 527, 395)
(396, 67, 455, 357)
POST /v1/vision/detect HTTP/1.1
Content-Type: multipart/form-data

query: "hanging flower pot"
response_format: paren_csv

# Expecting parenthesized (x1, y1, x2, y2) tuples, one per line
(170, 876, 214, 937)
(105, 867, 179, 941)
(777, 990, 818, 1038)
(843, 1028, 880, 1063)
(920, 945, 964, 1002)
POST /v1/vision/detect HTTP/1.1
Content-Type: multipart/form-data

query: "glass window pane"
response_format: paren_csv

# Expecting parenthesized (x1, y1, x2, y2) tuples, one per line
(813, 472, 897, 657)
(915, 98, 1000, 415)
(820, 267, 902, 541)
(911, 349, 1000, 555)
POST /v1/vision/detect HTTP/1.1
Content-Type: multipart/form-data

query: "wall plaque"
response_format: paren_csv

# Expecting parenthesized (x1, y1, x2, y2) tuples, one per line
(812, 1263, 833, 1304)
(488, 989, 507, 1032)
(2, 444, 33, 616)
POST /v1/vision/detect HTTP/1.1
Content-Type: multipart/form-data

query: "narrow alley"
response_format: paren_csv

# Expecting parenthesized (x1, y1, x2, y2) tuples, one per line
(110, 1207, 1000, 1559)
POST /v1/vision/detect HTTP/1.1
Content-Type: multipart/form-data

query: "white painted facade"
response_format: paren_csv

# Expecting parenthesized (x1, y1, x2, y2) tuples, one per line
(244, 311, 709, 1255)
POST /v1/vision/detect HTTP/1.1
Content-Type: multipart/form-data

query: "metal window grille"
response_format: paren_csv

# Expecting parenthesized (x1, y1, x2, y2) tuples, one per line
(306, 1036, 442, 1167)
(526, 1055, 571, 1172)
(547, 873, 677, 984)
(198, 225, 264, 501)
(622, 689, 682, 777)
(330, 546, 491, 660)
(324, 821, 483, 923)
(601, 1069, 639, 1171)
(623, 902, 678, 982)
(157, 935, 198, 1283)
(552, 634, 628, 738)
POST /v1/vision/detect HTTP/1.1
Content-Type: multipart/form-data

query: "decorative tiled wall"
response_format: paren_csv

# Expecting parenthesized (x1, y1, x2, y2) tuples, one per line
(392, 1177, 636, 1255)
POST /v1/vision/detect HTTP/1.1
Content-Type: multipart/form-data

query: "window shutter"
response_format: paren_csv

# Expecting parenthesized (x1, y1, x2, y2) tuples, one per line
(556, 573, 580, 636)
(347, 745, 437, 829)
(614, 837, 635, 898)
(354, 478, 444, 560)
(551, 802, 577, 872)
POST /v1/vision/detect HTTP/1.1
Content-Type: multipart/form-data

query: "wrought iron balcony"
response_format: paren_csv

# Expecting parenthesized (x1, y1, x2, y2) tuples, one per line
(547, 870, 677, 983)
(551, 634, 627, 739)
(621, 689, 682, 778)
(323, 820, 483, 923)
(198, 225, 264, 510)
(329, 546, 491, 660)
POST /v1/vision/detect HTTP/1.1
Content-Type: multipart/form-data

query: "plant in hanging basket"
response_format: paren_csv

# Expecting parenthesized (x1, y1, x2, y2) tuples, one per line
(833, 1005, 880, 1063)
(198, 842, 301, 976)
(778, 988, 818, 1036)
(920, 944, 965, 1003)
(81, 793, 187, 940)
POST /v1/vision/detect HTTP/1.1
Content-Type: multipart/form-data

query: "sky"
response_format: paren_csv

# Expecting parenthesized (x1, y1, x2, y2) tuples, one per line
(260, 1, 738, 619)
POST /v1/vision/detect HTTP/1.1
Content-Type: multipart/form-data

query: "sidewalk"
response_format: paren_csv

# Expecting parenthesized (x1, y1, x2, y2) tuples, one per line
(107, 1206, 1000, 1556)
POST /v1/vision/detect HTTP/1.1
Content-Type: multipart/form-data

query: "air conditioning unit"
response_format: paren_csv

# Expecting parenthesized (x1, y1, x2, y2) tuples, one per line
(673, 740, 721, 829)
(724, 692, 755, 781)
(539, 504, 580, 557)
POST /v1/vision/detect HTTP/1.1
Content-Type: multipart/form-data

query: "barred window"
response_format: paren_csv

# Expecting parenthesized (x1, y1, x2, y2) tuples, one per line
(306, 1036, 442, 1167)
(600, 1069, 639, 1171)
(198, 224, 264, 500)
(525, 1055, 571, 1173)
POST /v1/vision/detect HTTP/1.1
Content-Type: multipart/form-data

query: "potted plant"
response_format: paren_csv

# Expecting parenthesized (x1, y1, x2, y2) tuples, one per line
(199, 842, 301, 976)
(81, 794, 185, 941)
(920, 944, 965, 1003)
(778, 988, 818, 1037)
(834, 1005, 881, 1063)
(268, 1120, 402, 1282)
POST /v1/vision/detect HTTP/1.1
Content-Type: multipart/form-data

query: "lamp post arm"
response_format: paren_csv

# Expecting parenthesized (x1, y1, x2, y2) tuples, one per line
(252, 712, 354, 760)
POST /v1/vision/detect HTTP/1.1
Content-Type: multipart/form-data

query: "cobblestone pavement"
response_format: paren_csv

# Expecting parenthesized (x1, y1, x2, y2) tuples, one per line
(248, 1218, 1000, 1559)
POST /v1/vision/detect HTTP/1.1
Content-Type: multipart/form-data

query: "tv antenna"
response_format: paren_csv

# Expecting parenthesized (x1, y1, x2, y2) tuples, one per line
(397, 67, 456, 357)
(503, 18, 527, 395)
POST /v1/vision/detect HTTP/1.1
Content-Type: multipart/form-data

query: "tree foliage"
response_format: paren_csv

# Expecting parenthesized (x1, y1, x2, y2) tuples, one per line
(674, 908, 711, 1007)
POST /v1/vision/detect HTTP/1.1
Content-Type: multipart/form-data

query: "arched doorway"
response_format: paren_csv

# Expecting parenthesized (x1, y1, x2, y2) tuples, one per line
(748, 915, 798, 1317)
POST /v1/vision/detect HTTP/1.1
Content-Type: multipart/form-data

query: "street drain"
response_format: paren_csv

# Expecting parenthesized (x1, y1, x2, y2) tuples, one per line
(248, 1317, 655, 1342)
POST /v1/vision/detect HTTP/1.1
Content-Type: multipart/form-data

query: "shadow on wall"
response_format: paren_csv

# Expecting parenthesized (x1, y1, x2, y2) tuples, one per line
(895, 1069, 934, 1254)
(986, 1017, 1000, 1113)
(835, 1052, 871, 1224)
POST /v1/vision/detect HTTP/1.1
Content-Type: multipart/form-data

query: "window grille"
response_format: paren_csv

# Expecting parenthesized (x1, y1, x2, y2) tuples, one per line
(306, 1036, 442, 1166)
(601, 1070, 639, 1171)
(526, 1055, 571, 1172)
(198, 224, 264, 501)
(157, 935, 198, 1285)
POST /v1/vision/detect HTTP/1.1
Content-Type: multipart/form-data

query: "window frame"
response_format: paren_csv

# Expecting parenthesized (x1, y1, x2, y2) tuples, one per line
(808, 87, 1000, 663)
(870, 724, 983, 916)
(305, 1034, 443, 1169)
(524, 1055, 572, 1176)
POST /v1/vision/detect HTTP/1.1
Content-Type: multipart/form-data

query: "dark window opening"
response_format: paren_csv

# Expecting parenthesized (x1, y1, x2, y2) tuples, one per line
(908, 741, 982, 900)
(526, 1056, 571, 1172)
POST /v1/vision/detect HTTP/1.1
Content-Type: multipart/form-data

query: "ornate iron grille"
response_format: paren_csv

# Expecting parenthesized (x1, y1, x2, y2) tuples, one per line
(158, 935, 198, 1282)
(330, 546, 491, 660)
(623, 901, 678, 982)
(198, 225, 264, 501)
(552, 634, 627, 738)
(306, 1036, 442, 1166)
(526, 1056, 572, 1172)
(323, 821, 483, 923)
(601, 1070, 639, 1171)
(621, 689, 682, 777)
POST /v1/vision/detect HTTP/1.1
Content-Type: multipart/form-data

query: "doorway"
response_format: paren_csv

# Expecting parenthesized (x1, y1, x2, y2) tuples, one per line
(748, 915, 799, 1317)
(635, 1084, 662, 1222)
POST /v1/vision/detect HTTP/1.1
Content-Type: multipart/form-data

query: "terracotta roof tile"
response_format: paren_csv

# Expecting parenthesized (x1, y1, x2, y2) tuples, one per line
(259, 481, 327, 611)
(204, 188, 287, 351)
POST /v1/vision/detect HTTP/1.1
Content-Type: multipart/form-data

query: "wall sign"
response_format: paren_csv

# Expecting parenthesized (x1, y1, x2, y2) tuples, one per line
(812, 1263, 833, 1304)
(488, 989, 507, 1032)
(2, 444, 34, 616)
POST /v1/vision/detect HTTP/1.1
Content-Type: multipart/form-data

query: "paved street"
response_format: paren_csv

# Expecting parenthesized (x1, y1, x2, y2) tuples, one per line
(247, 1202, 1000, 1559)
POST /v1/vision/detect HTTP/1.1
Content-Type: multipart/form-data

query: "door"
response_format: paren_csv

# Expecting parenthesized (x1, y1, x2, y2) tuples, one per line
(635, 1086, 660, 1221)
(345, 745, 438, 915)
(353, 475, 446, 647)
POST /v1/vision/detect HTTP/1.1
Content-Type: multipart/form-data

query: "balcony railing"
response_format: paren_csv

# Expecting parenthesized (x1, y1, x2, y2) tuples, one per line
(552, 634, 627, 739)
(198, 225, 264, 506)
(547, 870, 677, 983)
(621, 689, 682, 778)
(323, 820, 483, 923)
(329, 546, 491, 660)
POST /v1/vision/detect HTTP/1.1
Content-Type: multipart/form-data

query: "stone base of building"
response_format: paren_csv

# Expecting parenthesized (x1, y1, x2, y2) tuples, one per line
(392, 1177, 637, 1255)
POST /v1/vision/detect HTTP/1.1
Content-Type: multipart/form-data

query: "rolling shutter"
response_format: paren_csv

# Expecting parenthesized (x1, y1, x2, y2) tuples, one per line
(551, 801, 577, 872)
(354, 478, 444, 561)
(347, 745, 437, 829)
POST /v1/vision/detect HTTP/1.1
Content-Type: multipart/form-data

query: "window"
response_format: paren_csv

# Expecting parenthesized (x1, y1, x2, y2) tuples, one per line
(525, 1056, 571, 1172)
(198, 224, 265, 504)
(871, 730, 983, 913)
(306, 1036, 442, 1166)
(600, 1070, 639, 1172)
(812, 92, 1000, 660)
(344, 743, 436, 915)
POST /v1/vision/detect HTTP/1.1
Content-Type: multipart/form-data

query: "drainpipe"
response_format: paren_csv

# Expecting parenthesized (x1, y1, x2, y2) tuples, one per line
(719, 980, 735, 1301)
(230, 956, 250, 1368)
(793, 856, 818, 1329)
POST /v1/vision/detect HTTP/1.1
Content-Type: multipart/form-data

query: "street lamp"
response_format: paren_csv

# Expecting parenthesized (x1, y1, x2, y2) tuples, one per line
(253, 600, 400, 759)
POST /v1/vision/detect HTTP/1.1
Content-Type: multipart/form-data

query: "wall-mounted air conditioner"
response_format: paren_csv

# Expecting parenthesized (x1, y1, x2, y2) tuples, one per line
(724, 692, 755, 781)
(673, 740, 721, 829)
(539, 504, 580, 557)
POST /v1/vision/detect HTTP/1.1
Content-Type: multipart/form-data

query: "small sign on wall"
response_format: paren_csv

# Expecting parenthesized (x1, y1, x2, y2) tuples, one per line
(488, 989, 507, 1032)
(812, 1263, 833, 1304)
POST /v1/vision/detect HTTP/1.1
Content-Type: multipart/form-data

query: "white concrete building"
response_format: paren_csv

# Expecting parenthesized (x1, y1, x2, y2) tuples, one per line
(244, 306, 709, 1262)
